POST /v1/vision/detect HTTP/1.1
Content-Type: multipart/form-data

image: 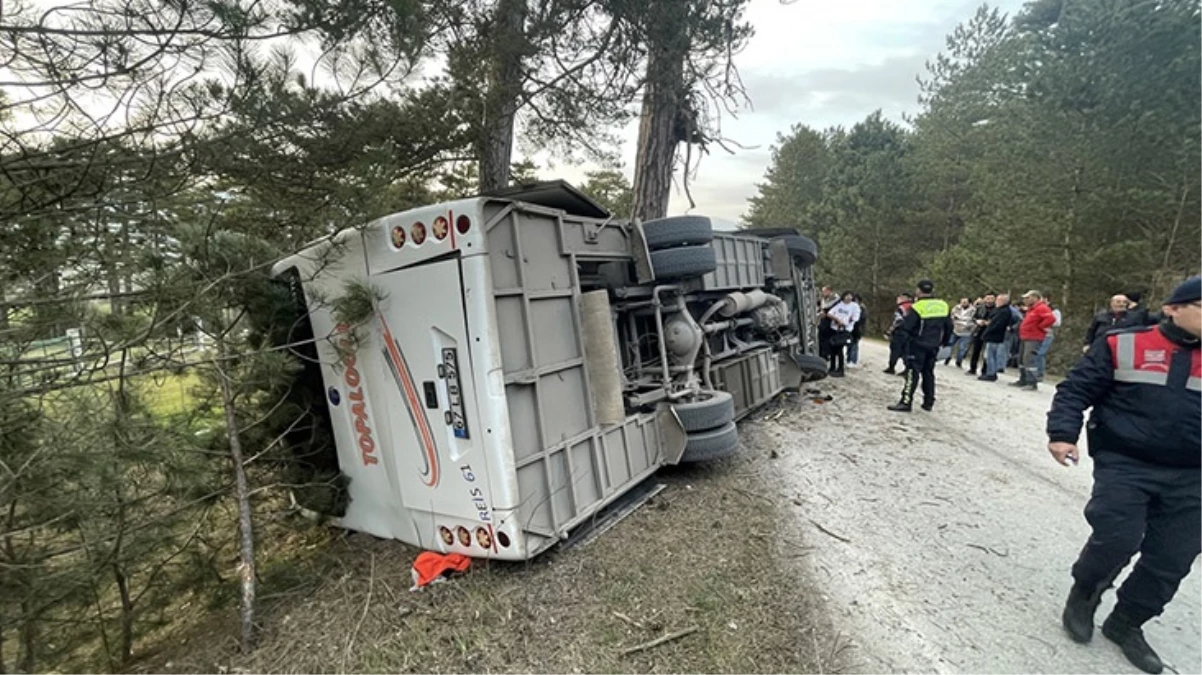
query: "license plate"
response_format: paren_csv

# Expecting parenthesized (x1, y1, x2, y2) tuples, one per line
(441, 348, 470, 439)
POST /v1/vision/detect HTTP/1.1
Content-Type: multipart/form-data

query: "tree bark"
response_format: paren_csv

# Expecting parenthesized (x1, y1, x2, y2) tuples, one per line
(18, 598, 34, 673)
(477, 0, 528, 194)
(1060, 165, 1083, 309)
(217, 347, 257, 653)
(115, 564, 133, 664)
(1157, 174, 1189, 297)
(631, 0, 690, 221)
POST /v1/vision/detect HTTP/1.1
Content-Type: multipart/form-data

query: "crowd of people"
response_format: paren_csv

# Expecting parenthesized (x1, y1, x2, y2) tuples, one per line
(817, 285, 1162, 392)
(817, 275, 1200, 675)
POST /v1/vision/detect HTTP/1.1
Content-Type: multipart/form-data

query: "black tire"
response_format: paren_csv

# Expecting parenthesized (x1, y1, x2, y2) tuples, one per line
(780, 234, 818, 267)
(650, 245, 717, 280)
(642, 216, 714, 250)
(795, 354, 829, 381)
(680, 422, 740, 463)
(672, 390, 735, 432)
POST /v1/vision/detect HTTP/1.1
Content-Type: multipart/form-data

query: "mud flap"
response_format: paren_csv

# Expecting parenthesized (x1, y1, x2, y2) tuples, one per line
(778, 352, 806, 393)
(631, 220, 656, 286)
(769, 239, 793, 280)
(782, 351, 828, 389)
(657, 404, 689, 465)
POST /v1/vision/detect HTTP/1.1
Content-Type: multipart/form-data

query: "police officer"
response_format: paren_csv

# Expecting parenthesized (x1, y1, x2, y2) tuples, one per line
(888, 279, 953, 412)
(1048, 275, 1201, 674)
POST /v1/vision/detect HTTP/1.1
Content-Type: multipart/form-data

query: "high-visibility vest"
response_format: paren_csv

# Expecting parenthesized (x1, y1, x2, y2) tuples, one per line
(1109, 329, 1201, 392)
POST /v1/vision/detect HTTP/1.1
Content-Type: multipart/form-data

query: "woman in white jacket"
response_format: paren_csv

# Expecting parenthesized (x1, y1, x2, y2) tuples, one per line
(826, 291, 860, 377)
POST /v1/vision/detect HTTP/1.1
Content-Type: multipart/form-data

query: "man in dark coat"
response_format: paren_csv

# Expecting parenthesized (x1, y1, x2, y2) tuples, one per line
(976, 293, 1014, 381)
(1084, 294, 1139, 353)
(883, 292, 913, 375)
(966, 293, 996, 376)
(1049, 275, 1201, 674)
(887, 279, 953, 412)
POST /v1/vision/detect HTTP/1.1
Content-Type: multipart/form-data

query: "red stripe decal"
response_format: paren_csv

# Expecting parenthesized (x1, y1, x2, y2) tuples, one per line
(378, 314, 440, 488)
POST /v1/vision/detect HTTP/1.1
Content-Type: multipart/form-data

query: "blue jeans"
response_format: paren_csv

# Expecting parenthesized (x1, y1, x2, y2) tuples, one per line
(1034, 333, 1055, 380)
(1004, 332, 1019, 369)
(949, 334, 973, 364)
(847, 338, 860, 364)
(985, 342, 1008, 377)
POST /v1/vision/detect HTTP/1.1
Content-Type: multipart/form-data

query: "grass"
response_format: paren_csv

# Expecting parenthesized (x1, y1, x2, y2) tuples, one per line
(135, 451, 846, 674)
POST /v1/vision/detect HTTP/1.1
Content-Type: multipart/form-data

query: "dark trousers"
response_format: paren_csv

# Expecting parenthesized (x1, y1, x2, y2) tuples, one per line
(1019, 339, 1041, 383)
(818, 324, 833, 359)
(899, 346, 937, 407)
(828, 342, 845, 374)
(969, 334, 985, 372)
(887, 339, 905, 371)
(1072, 452, 1202, 624)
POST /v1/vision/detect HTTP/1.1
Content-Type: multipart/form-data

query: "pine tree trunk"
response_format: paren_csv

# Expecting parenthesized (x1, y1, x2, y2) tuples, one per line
(477, 0, 527, 193)
(18, 598, 34, 673)
(217, 349, 257, 653)
(631, 0, 689, 221)
(115, 564, 133, 664)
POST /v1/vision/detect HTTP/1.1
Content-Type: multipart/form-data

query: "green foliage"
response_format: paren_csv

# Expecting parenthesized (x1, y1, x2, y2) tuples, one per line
(743, 125, 832, 234)
(743, 0, 1201, 339)
(331, 280, 384, 330)
(578, 168, 634, 218)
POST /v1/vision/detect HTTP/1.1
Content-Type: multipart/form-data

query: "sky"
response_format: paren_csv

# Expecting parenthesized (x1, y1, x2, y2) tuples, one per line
(528, 0, 1027, 230)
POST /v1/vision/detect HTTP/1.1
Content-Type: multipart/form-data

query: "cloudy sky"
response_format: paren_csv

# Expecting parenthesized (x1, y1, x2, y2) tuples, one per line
(531, 0, 1027, 228)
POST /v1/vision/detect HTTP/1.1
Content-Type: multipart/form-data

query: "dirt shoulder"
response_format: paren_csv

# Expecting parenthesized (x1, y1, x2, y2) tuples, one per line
(740, 339, 1201, 674)
(138, 455, 846, 674)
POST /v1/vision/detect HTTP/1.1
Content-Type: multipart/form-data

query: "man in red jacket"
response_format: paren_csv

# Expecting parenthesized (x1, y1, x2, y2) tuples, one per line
(1013, 290, 1056, 390)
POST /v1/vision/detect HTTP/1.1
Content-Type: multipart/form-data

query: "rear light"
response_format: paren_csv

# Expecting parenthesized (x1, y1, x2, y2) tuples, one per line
(456, 215, 471, 234)
(438, 526, 454, 546)
(432, 216, 449, 241)
(390, 225, 406, 248)
(411, 222, 427, 245)
(496, 530, 511, 548)
(475, 527, 492, 549)
(456, 526, 470, 547)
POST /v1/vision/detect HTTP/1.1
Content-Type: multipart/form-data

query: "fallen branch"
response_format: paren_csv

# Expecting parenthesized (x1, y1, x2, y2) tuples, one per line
(730, 486, 775, 505)
(808, 519, 852, 544)
(620, 626, 700, 656)
(966, 543, 1009, 557)
(613, 611, 645, 630)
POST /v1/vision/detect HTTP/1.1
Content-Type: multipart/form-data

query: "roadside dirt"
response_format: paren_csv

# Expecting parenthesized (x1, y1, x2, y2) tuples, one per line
(137, 457, 846, 674)
(740, 339, 1202, 674)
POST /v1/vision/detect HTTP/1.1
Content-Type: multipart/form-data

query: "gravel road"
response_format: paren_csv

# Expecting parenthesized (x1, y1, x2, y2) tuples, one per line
(743, 340, 1202, 674)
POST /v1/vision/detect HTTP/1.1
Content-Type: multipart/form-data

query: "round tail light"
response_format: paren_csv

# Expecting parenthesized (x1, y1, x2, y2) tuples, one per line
(411, 222, 427, 245)
(456, 215, 471, 234)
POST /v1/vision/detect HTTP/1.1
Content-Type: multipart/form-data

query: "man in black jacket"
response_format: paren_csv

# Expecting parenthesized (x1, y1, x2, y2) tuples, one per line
(888, 279, 954, 412)
(1048, 275, 1201, 675)
(1083, 294, 1138, 353)
(977, 293, 1014, 381)
(967, 293, 996, 375)
(883, 292, 913, 375)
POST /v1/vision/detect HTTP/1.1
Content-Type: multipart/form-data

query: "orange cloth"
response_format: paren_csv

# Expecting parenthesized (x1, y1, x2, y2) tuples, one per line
(410, 551, 471, 588)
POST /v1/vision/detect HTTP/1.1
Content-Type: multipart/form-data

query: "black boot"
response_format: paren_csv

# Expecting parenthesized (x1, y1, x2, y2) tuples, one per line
(883, 367, 896, 374)
(1102, 609, 1163, 674)
(1062, 581, 1106, 643)
(887, 402, 912, 412)
(921, 401, 934, 411)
